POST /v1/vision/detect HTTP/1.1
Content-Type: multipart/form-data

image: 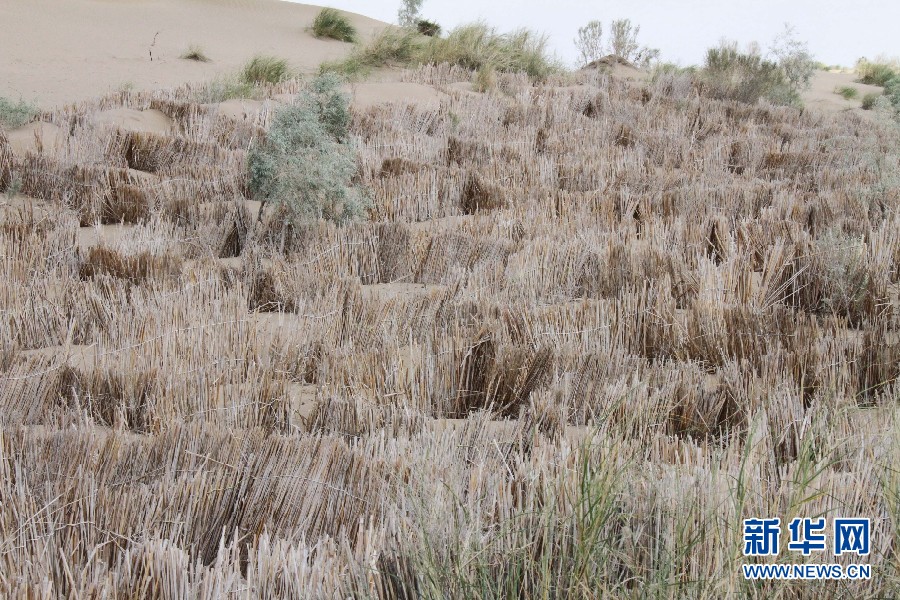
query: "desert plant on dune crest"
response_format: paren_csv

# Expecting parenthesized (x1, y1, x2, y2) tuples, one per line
(422, 22, 561, 79)
(323, 22, 559, 80)
(248, 73, 370, 224)
(701, 42, 791, 105)
(241, 55, 290, 85)
(768, 23, 815, 98)
(416, 19, 441, 37)
(180, 45, 211, 62)
(574, 20, 603, 67)
(312, 7, 357, 43)
(0, 97, 39, 129)
(575, 19, 659, 68)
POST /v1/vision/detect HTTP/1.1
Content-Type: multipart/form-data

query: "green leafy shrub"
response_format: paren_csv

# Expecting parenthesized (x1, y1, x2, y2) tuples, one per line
(241, 55, 290, 86)
(180, 45, 211, 62)
(0, 97, 39, 129)
(248, 73, 370, 224)
(416, 19, 441, 37)
(836, 86, 859, 100)
(701, 43, 790, 105)
(312, 8, 357, 43)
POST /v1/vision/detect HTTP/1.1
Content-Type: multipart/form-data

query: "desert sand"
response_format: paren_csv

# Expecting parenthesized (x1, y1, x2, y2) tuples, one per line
(0, 0, 385, 107)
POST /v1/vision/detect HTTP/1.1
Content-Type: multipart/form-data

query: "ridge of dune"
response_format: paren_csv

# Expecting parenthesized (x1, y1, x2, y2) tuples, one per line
(1, 0, 388, 108)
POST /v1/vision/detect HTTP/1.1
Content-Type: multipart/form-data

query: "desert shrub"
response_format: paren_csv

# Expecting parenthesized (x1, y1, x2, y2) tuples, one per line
(861, 92, 881, 110)
(241, 55, 290, 85)
(422, 22, 560, 79)
(0, 97, 39, 129)
(180, 45, 210, 62)
(769, 24, 815, 98)
(323, 22, 560, 80)
(574, 20, 603, 67)
(701, 43, 790, 105)
(398, 0, 424, 27)
(836, 86, 859, 100)
(416, 19, 441, 37)
(247, 73, 370, 224)
(857, 60, 897, 87)
(574, 19, 659, 68)
(312, 8, 357, 43)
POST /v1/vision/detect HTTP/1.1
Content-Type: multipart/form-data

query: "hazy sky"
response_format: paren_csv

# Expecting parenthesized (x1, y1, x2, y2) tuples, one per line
(290, 0, 899, 68)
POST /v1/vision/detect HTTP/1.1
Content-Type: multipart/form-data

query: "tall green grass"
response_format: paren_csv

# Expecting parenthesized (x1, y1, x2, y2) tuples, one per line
(241, 55, 290, 86)
(321, 22, 560, 81)
(311, 8, 357, 43)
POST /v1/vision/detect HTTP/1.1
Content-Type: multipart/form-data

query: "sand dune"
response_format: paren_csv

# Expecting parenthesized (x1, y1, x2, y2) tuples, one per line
(1, 0, 386, 108)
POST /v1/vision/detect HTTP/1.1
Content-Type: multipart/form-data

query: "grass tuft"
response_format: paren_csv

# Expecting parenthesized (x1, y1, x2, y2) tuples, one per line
(180, 45, 211, 62)
(836, 85, 859, 100)
(311, 7, 357, 43)
(241, 55, 290, 86)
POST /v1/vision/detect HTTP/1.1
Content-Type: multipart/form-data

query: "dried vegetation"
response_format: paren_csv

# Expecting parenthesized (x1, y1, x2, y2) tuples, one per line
(0, 63, 899, 597)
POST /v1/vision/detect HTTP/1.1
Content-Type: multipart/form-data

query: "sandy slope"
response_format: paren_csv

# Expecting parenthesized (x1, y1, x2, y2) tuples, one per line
(1, 0, 386, 108)
(803, 70, 885, 113)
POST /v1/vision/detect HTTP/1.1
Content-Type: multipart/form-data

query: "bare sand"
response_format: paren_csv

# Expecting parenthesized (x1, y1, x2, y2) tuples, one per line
(1, 0, 386, 108)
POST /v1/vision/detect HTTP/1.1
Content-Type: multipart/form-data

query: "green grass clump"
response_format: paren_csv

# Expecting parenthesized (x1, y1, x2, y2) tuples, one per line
(321, 22, 560, 81)
(248, 73, 370, 224)
(320, 27, 423, 78)
(311, 8, 357, 43)
(241, 55, 290, 86)
(180, 45, 211, 62)
(0, 97, 39, 129)
(836, 85, 859, 100)
(422, 23, 560, 80)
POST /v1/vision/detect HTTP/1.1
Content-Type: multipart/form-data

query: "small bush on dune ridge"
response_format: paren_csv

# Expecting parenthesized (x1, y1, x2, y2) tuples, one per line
(701, 26, 815, 107)
(241, 55, 290, 85)
(701, 43, 790, 105)
(180, 45, 211, 62)
(0, 97, 39, 129)
(416, 19, 441, 37)
(312, 8, 357, 43)
(322, 22, 560, 80)
(248, 73, 370, 224)
(574, 18, 659, 68)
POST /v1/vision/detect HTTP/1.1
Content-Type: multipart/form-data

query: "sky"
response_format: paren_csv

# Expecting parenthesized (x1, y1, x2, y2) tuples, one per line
(289, 0, 899, 69)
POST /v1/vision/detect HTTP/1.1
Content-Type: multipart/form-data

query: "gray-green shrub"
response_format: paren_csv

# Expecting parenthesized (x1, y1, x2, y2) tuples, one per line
(248, 74, 370, 224)
(701, 43, 791, 105)
(0, 97, 39, 129)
